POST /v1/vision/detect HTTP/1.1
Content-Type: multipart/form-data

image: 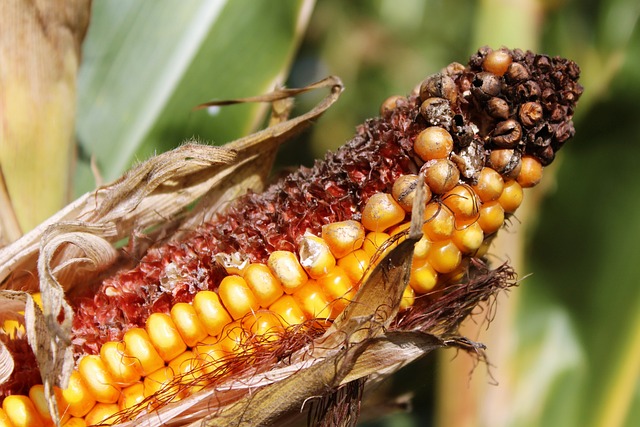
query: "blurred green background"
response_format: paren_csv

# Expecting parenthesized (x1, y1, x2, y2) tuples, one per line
(8, 0, 640, 426)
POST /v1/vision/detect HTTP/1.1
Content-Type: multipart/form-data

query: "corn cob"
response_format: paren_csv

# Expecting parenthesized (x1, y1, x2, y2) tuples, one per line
(0, 47, 582, 426)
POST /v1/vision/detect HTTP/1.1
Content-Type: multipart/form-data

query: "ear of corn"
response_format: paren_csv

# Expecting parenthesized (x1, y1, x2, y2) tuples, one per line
(0, 47, 582, 425)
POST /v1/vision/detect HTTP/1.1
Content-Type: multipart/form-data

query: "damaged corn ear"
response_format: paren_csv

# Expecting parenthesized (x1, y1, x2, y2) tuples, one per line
(2, 47, 581, 425)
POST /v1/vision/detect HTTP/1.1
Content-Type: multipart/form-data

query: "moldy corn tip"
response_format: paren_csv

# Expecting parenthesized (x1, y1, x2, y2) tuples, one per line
(0, 47, 581, 426)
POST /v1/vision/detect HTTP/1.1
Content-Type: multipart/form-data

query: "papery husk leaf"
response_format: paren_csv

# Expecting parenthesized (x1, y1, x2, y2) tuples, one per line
(0, 291, 29, 386)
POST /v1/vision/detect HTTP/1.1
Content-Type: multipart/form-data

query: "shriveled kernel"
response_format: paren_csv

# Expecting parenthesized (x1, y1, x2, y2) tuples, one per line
(409, 259, 438, 294)
(400, 285, 415, 311)
(193, 291, 233, 337)
(442, 185, 479, 219)
(83, 403, 119, 426)
(321, 220, 365, 258)
(293, 280, 333, 320)
(517, 155, 543, 188)
(392, 174, 431, 212)
(218, 275, 260, 320)
(243, 263, 283, 308)
(118, 382, 145, 411)
(122, 328, 165, 377)
(29, 385, 69, 426)
(267, 251, 308, 294)
(414, 126, 454, 161)
(362, 232, 392, 258)
(478, 201, 505, 234)
(482, 49, 513, 76)
(100, 341, 141, 386)
(337, 249, 371, 284)
(452, 222, 484, 253)
(427, 240, 462, 274)
(317, 266, 355, 313)
(472, 167, 504, 202)
(361, 193, 406, 232)
(61, 371, 96, 418)
(498, 180, 524, 213)
(146, 312, 187, 362)
(423, 159, 460, 194)
(423, 203, 455, 241)
(171, 302, 208, 347)
(2, 395, 43, 427)
(78, 355, 121, 404)
(298, 233, 336, 279)
(269, 295, 306, 327)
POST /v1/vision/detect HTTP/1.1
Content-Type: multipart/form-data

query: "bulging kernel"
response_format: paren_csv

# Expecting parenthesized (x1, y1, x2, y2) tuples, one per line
(472, 167, 504, 202)
(361, 193, 406, 232)
(427, 240, 462, 274)
(413, 236, 432, 260)
(218, 276, 260, 320)
(298, 233, 337, 279)
(414, 126, 454, 161)
(293, 280, 333, 320)
(516, 155, 543, 188)
(380, 95, 405, 116)
(409, 258, 438, 294)
(498, 180, 524, 213)
(78, 355, 121, 404)
(269, 295, 306, 327)
(442, 185, 479, 219)
(423, 159, 460, 194)
(337, 249, 370, 284)
(400, 285, 416, 311)
(489, 149, 522, 179)
(321, 220, 365, 259)
(477, 201, 505, 234)
(452, 221, 484, 253)
(192, 291, 233, 338)
(267, 251, 308, 294)
(392, 174, 431, 212)
(317, 266, 355, 313)
(243, 263, 283, 308)
(362, 231, 392, 258)
(423, 202, 455, 241)
(482, 49, 513, 76)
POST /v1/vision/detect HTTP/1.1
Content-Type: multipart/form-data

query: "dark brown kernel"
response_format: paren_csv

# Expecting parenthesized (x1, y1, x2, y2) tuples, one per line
(380, 95, 406, 116)
(492, 119, 522, 148)
(505, 62, 530, 82)
(472, 71, 501, 100)
(420, 73, 458, 104)
(486, 97, 510, 120)
(519, 102, 544, 127)
(420, 97, 453, 128)
(489, 148, 522, 179)
(516, 80, 541, 101)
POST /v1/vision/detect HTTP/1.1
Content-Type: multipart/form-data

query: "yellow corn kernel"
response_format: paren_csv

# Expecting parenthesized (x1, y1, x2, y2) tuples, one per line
(61, 371, 96, 418)
(194, 336, 227, 375)
(362, 231, 392, 258)
(218, 276, 260, 320)
(193, 291, 233, 337)
(122, 328, 165, 377)
(400, 285, 415, 310)
(293, 280, 333, 320)
(77, 355, 121, 404)
(1, 319, 24, 339)
(321, 220, 365, 258)
(317, 266, 355, 313)
(413, 236, 432, 260)
(2, 395, 43, 427)
(427, 240, 462, 274)
(30, 293, 43, 309)
(269, 295, 306, 327)
(146, 313, 187, 362)
(298, 234, 336, 279)
(217, 321, 248, 355)
(118, 382, 145, 412)
(100, 341, 141, 386)
(243, 263, 283, 308)
(452, 222, 484, 253)
(62, 418, 86, 427)
(28, 385, 69, 427)
(337, 249, 370, 284)
(167, 351, 201, 392)
(267, 251, 308, 294)
(361, 193, 406, 232)
(498, 180, 523, 213)
(83, 403, 119, 426)
(477, 201, 505, 234)
(442, 185, 479, 220)
(143, 367, 178, 400)
(472, 167, 504, 202)
(242, 310, 284, 341)
(170, 302, 208, 347)
(409, 258, 439, 294)
(423, 203, 455, 241)
(516, 155, 543, 188)
(414, 126, 454, 161)
(0, 408, 14, 427)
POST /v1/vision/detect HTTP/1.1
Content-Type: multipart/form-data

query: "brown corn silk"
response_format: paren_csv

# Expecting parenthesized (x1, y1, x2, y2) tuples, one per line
(0, 48, 582, 426)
